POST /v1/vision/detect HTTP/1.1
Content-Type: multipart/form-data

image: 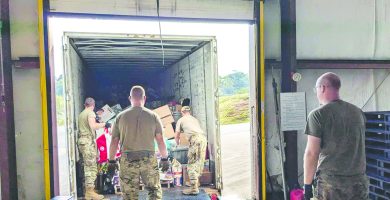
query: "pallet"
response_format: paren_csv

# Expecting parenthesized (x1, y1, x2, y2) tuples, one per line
(365, 112, 390, 121)
(366, 145, 390, 160)
(367, 165, 390, 180)
(367, 129, 390, 137)
(367, 155, 390, 168)
(366, 122, 390, 132)
(366, 140, 390, 149)
(366, 130, 390, 141)
(370, 192, 390, 200)
(369, 175, 390, 191)
(365, 112, 390, 200)
(370, 185, 390, 199)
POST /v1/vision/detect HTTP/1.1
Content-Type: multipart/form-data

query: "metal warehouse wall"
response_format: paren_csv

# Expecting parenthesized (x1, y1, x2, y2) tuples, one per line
(11, 0, 390, 60)
(9, 0, 43, 196)
(265, 0, 390, 60)
(12, 68, 45, 199)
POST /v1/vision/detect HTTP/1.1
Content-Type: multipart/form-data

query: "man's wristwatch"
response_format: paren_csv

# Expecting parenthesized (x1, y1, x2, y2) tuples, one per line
(109, 160, 116, 164)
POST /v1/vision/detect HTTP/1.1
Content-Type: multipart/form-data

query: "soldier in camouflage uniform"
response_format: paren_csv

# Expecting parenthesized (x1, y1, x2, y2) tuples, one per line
(77, 97, 107, 199)
(303, 73, 369, 200)
(107, 86, 169, 200)
(175, 106, 207, 195)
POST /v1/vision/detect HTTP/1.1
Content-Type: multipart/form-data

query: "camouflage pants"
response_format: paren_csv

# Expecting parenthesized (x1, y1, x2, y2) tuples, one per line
(119, 155, 162, 200)
(313, 173, 369, 200)
(187, 134, 207, 184)
(78, 137, 98, 188)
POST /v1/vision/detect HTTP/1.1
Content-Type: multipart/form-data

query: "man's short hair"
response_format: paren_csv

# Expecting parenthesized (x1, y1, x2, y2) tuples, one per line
(320, 72, 341, 90)
(84, 97, 95, 107)
(130, 85, 146, 99)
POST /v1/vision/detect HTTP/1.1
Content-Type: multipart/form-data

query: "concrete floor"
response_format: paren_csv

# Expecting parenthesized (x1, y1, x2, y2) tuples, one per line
(220, 123, 252, 199)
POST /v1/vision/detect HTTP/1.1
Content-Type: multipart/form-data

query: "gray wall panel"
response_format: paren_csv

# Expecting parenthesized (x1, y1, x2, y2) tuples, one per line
(12, 68, 44, 200)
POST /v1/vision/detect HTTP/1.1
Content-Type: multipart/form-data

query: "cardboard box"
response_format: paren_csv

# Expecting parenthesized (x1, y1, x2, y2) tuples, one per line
(179, 134, 190, 147)
(161, 115, 175, 126)
(163, 123, 175, 139)
(175, 105, 182, 112)
(199, 170, 213, 185)
(153, 105, 172, 119)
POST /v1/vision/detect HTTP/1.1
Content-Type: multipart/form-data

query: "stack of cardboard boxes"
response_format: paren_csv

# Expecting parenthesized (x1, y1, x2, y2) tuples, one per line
(153, 105, 176, 139)
(153, 104, 189, 146)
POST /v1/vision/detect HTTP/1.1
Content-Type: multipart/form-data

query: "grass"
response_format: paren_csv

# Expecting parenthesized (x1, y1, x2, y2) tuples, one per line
(219, 93, 250, 125)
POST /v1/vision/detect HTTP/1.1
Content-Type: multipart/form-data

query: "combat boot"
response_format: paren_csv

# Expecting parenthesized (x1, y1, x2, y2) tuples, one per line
(185, 180, 200, 187)
(183, 181, 200, 195)
(85, 187, 105, 199)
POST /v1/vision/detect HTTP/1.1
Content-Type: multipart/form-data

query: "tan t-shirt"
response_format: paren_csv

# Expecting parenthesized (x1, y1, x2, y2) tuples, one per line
(112, 106, 163, 153)
(176, 115, 205, 138)
(78, 108, 96, 138)
(305, 99, 366, 176)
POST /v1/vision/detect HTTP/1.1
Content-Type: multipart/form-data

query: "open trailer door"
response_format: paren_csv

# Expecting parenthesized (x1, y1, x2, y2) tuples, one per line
(60, 33, 79, 197)
(203, 39, 223, 191)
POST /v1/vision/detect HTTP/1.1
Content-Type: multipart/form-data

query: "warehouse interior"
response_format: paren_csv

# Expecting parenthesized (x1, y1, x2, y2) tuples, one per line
(1, 0, 390, 200)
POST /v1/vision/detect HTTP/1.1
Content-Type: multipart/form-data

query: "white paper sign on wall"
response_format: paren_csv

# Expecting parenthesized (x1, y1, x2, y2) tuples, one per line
(280, 92, 307, 131)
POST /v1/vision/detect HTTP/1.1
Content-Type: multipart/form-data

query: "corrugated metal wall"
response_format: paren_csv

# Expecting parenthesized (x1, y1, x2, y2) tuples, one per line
(265, 0, 390, 60)
(189, 47, 208, 132)
(161, 45, 208, 132)
(160, 42, 220, 187)
(12, 68, 44, 199)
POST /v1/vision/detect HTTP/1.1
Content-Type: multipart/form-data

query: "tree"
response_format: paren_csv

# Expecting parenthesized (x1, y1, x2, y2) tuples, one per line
(219, 71, 249, 96)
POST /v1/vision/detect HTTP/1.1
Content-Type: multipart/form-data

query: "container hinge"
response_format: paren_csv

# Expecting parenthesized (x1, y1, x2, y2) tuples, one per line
(213, 46, 217, 53)
(65, 92, 71, 101)
(63, 43, 68, 51)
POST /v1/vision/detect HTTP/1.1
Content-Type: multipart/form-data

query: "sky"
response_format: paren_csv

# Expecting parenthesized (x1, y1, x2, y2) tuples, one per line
(49, 17, 250, 77)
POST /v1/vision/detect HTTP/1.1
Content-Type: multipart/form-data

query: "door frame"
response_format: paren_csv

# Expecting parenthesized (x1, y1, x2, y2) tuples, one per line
(39, 5, 265, 199)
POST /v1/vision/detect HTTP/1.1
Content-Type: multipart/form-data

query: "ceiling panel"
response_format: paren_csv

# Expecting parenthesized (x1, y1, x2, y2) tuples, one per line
(71, 36, 208, 69)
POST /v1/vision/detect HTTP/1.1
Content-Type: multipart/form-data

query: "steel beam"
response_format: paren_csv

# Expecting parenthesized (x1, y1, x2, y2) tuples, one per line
(0, 0, 18, 198)
(266, 59, 390, 69)
(280, 0, 299, 193)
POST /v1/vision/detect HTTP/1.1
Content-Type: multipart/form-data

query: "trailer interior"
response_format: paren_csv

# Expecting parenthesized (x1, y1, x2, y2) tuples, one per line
(54, 32, 222, 199)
